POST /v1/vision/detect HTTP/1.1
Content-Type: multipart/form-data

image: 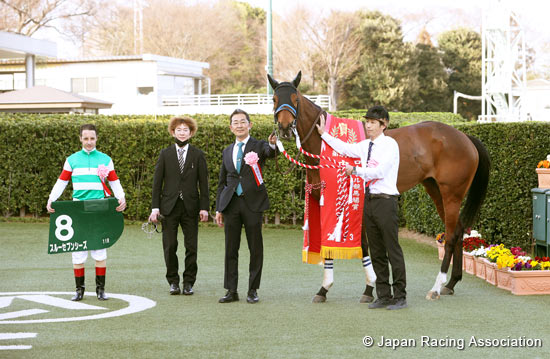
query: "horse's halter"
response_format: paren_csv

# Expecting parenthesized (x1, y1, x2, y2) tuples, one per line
(273, 82, 300, 134)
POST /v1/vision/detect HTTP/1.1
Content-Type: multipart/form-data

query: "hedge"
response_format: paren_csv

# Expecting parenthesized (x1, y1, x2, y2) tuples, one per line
(1, 113, 547, 249)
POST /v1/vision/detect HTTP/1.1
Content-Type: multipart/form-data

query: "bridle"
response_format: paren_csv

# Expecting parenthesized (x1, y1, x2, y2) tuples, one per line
(273, 82, 324, 148)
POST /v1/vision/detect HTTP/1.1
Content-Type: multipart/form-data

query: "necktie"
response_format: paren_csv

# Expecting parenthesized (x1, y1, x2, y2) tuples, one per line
(178, 147, 185, 199)
(235, 142, 244, 196)
(178, 147, 185, 173)
(365, 141, 374, 195)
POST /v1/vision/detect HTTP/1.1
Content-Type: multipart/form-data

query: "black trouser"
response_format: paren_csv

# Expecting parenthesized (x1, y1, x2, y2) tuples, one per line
(223, 195, 264, 292)
(364, 195, 406, 300)
(162, 198, 198, 286)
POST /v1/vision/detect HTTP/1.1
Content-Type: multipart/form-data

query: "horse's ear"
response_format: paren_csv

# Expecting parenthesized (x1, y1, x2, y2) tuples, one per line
(292, 71, 302, 88)
(267, 74, 279, 90)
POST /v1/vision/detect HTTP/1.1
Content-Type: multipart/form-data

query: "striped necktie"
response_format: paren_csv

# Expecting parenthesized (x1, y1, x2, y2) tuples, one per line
(178, 147, 185, 200)
(178, 147, 185, 173)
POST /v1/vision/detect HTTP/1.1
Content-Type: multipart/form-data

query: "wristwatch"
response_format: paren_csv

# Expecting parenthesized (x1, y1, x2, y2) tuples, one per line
(351, 166, 357, 175)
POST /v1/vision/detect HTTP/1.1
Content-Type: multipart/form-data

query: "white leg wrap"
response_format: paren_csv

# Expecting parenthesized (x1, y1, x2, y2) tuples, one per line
(430, 271, 447, 293)
(362, 256, 376, 286)
(322, 260, 334, 289)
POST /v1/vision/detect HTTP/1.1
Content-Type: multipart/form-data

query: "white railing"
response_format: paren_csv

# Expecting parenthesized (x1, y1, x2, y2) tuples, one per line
(161, 93, 331, 109)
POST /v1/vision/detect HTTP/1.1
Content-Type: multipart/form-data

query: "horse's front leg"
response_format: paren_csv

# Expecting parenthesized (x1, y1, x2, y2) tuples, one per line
(312, 259, 333, 303)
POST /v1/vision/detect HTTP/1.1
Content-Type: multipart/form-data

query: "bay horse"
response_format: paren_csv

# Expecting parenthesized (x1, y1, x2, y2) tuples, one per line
(268, 71, 490, 301)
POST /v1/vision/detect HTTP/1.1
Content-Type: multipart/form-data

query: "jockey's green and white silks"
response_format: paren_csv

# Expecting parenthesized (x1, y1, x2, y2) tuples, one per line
(48, 198, 124, 254)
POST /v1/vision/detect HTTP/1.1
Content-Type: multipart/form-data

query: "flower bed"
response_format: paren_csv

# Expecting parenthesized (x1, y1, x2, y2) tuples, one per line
(435, 229, 550, 295)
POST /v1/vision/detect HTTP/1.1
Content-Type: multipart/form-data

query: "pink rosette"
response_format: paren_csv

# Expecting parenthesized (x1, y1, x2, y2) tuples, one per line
(244, 151, 263, 186)
(96, 164, 112, 196)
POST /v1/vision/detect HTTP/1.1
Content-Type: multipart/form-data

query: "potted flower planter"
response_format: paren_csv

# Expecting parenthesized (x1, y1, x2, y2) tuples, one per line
(484, 259, 498, 286)
(510, 270, 550, 295)
(463, 251, 476, 275)
(474, 256, 486, 280)
(536, 168, 550, 189)
(496, 267, 512, 291)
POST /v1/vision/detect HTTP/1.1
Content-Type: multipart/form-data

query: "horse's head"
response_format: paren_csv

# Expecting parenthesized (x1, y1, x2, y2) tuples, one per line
(268, 71, 302, 141)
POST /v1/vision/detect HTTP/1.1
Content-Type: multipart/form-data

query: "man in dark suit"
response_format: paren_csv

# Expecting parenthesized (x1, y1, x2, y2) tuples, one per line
(215, 109, 277, 304)
(149, 116, 209, 296)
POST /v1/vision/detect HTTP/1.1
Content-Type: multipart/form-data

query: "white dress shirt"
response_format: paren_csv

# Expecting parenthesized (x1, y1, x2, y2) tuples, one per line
(321, 132, 400, 195)
(176, 143, 189, 164)
(232, 136, 250, 168)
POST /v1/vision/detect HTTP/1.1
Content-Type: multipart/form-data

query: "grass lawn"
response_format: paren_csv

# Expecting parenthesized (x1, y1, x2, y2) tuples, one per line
(1, 222, 550, 358)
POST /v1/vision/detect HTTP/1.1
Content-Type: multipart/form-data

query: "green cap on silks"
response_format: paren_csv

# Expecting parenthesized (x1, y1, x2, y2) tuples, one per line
(48, 198, 124, 254)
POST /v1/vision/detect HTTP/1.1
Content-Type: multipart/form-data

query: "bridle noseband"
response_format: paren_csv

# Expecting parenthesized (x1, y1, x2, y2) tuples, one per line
(273, 82, 324, 147)
(273, 82, 300, 134)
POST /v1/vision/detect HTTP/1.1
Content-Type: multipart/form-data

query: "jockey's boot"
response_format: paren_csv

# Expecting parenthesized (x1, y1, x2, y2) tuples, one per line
(96, 274, 108, 301)
(71, 276, 85, 301)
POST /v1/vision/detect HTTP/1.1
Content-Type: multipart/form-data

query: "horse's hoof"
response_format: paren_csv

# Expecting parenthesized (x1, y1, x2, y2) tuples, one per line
(425, 291, 440, 301)
(359, 295, 374, 303)
(440, 287, 454, 296)
(312, 295, 326, 303)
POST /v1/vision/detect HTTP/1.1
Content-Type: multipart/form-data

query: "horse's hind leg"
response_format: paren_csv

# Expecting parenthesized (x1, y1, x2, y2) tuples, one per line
(312, 259, 333, 303)
(441, 227, 464, 295)
(426, 191, 463, 300)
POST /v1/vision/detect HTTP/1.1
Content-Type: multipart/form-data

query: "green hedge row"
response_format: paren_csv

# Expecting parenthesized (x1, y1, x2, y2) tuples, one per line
(1, 113, 547, 248)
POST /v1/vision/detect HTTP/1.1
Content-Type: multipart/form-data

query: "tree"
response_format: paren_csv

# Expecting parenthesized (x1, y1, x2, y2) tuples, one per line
(0, 0, 96, 36)
(411, 42, 450, 112)
(438, 28, 482, 120)
(272, 8, 362, 110)
(342, 11, 420, 112)
(85, 0, 266, 94)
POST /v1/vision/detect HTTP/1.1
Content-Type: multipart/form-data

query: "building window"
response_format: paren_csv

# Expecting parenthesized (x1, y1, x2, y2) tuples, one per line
(87, 77, 99, 92)
(71, 77, 100, 93)
(0, 74, 14, 90)
(71, 78, 86, 93)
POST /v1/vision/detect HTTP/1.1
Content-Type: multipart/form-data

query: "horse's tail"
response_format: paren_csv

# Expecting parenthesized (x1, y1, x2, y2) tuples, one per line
(460, 135, 491, 229)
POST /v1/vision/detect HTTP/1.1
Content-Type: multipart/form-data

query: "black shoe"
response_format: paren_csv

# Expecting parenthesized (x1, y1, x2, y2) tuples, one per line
(169, 283, 181, 295)
(71, 287, 84, 301)
(368, 298, 393, 309)
(182, 284, 194, 295)
(246, 290, 259, 304)
(387, 298, 407, 310)
(96, 287, 109, 301)
(218, 291, 239, 303)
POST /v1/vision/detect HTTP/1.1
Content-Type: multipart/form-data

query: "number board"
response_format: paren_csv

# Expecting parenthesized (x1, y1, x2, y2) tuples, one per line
(48, 198, 124, 254)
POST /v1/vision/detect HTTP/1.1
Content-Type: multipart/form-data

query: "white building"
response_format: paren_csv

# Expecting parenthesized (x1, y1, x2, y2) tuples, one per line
(0, 54, 210, 115)
(523, 79, 550, 121)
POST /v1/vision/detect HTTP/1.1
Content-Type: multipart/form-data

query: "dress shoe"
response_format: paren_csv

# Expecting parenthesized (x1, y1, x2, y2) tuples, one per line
(368, 298, 393, 309)
(387, 298, 407, 310)
(169, 283, 181, 295)
(71, 287, 84, 301)
(182, 284, 194, 295)
(246, 290, 259, 304)
(218, 291, 239, 303)
(96, 287, 109, 301)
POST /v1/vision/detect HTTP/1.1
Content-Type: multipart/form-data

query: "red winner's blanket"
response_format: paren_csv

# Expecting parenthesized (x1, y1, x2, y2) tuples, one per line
(302, 114, 366, 264)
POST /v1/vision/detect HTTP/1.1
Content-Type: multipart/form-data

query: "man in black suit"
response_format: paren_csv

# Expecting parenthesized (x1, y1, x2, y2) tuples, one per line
(215, 109, 277, 304)
(149, 116, 209, 296)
